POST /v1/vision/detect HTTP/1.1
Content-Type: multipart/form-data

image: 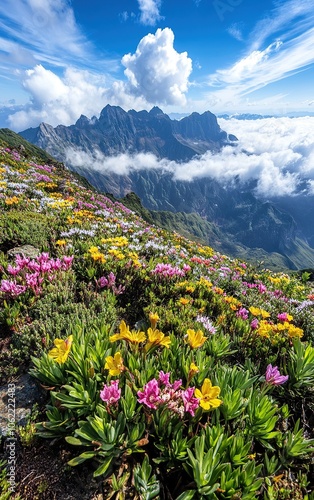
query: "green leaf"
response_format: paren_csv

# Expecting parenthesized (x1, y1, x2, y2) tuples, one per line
(68, 451, 95, 466)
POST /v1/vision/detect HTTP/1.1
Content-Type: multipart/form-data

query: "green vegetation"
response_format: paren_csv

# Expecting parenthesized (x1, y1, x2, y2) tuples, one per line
(0, 136, 314, 499)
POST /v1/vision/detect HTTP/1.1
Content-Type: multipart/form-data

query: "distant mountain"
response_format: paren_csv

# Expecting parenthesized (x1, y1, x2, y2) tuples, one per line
(18, 106, 314, 270)
(20, 105, 237, 162)
(218, 113, 273, 120)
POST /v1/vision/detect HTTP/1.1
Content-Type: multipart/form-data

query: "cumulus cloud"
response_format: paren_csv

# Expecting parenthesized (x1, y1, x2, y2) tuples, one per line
(122, 28, 192, 106)
(8, 65, 111, 130)
(65, 117, 314, 199)
(8, 28, 192, 130)
(137, 0, 162, 25)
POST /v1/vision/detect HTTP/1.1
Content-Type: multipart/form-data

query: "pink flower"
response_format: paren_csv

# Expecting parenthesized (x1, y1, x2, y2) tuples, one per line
(171, 379, 182, 391)
(137, 379, 161, 409)
(277, 312, 289, 322)
(265, 364, 289, 385)
(181, 387, 199, 416)
(250, 318, 259, 330)
(7, 265, 21, 276)
(62, 255, 74, 269)
(158, 371, 171, 386)
(100, 380, 121, 405)
(0, 279, 26, 297)
(236, 307, 249, 320)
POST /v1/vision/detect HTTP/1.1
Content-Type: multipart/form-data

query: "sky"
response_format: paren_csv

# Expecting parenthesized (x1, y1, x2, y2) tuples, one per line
(0, 0, 314, 131)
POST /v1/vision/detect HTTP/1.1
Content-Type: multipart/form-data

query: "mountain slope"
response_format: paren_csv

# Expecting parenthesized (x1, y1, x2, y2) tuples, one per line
(18, 106, 314, 270)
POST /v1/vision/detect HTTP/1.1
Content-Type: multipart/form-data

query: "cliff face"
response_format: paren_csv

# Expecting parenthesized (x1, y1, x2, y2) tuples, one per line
(20, 105, 237, 162)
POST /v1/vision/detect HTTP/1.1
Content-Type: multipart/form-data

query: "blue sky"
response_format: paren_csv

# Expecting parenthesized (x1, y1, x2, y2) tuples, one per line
(0, 0, 314, 130)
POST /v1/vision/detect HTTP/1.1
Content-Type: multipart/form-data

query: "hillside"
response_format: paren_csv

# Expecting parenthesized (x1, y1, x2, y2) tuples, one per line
(18, 107, 314, 270)
(0, 137, 314, 499)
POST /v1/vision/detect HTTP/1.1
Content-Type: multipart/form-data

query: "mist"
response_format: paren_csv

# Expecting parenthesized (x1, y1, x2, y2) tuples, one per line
(65, 116, 314, 198)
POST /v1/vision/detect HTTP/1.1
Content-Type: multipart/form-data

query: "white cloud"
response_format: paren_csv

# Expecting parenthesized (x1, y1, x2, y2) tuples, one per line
(8, 65, 112, 130)
(249, 0, 314, 50)
(7, 27, 193, 130)
(0, 0, 91, 67)
(137, 0, 162, 25)
(227, 23, 243, 42)
(122, 28, 192, 106)
(64, 116, 314, 199)
(204, 1, 314, 110)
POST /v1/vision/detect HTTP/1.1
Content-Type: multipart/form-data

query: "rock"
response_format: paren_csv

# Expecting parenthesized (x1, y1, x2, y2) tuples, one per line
(7, 245, 40, 260)
(0, 373, 46, 437)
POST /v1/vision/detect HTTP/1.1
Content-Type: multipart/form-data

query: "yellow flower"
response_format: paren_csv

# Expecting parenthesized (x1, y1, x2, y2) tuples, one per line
(48, 335, 73, 364)
(186, 329, 207, 349)
(286, 324, 303, 339)
(179, 297, 190, 306)
(110, 320, 146, 344)
(249, 306, 270, 318)
(188, 362, 199, 378)
(56, 239, 67, 246)
(5, 196, 19, 205)
(149, 312, 159, 330)
(105, 352, 124, 376)
(256, 320, 273, 339)
(145, 328, 171, 351)
(194, 378, 222, 410)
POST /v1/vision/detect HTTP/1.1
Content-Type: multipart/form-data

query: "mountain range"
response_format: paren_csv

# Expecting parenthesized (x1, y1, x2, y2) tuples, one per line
(18, 105, 314, 270)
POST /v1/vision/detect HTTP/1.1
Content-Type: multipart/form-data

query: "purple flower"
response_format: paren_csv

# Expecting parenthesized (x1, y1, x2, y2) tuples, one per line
(158, 371, 171, 387)
(265, 364, 289, 386)
(7, 264, 21, 276)
(236, 307, 249, 320)
(137, 379, 161, 409)
(181, 387, 199, 416)
(0, 279, 27, 297)
(171, 379, 183, 391)
(250, 318, 259, 330)
(100, 380, 121, 405)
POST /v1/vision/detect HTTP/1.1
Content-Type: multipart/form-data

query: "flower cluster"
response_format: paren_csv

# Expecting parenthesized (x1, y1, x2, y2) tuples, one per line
(137, 371, 199, 417)
(0, 252, 74, 298)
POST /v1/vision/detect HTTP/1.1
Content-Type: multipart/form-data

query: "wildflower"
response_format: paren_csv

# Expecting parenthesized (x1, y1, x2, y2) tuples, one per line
(194, 378, 222, 410)
(0, 279, 26, 297)
(286, 324, 303, 339)
(277, 312, 293, 322)
(56, 239, 66, 246)
(181, 387, 200, 416)
(250, 318, 259, 330)
(145, 328, 171, 351)
(189, 362, 199, 377)
(137, 379, 161, 409)
(158, 371, 171, 386)
(110, 320, 146, 344)
(265, 364, 289, 385)
(149, 312, 159, 330)
(196, 314, 217, 334)
(105, 352, 124, 376)
(256, 320, 273, 339)
(179, 297, 190, 306)
(236, 307, 249, 320)
(249, 306, 270, 318)
(100, 380, 121, 405)
(48, 335, 73, 364)
(185, 329, 207, 349)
